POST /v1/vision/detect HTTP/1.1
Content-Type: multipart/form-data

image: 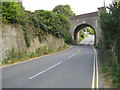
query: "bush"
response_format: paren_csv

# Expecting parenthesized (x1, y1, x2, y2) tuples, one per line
(53, 4, 75, 17)
(99, 2, 118, 50)
(2, 2, 71, 48)
(101, 50, 120, 88)
(2, 2, 25, 24)
(33, 10, 71, 38)
(64, 35, 73, 44)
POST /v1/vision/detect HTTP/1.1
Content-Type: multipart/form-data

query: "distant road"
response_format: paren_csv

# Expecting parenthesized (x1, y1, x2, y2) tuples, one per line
(2, 35, 102, 88)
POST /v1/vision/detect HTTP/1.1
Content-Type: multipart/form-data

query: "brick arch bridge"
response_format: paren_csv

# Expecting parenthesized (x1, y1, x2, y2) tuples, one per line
(69, 7, 104, 45)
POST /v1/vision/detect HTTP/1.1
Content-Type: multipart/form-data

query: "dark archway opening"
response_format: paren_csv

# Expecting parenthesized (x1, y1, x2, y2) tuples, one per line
(74, 24, 96, 45)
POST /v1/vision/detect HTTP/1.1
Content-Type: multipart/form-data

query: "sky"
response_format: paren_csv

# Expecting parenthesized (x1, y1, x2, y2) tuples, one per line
(22, 0, 113, 15)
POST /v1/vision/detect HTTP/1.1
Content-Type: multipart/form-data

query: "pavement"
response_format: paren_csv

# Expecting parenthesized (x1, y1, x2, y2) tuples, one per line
(1, 35, 103, 88)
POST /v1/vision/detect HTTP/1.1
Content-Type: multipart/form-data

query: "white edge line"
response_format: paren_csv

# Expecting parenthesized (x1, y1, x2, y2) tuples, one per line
(29, 62, 61, 80)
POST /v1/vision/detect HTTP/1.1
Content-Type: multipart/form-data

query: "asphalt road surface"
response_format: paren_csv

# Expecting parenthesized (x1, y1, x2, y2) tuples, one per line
(2, 35, 102, 88)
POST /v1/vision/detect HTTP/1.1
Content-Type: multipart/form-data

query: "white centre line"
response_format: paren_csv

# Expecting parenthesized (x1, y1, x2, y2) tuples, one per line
(77, 50, 80, 53)
(67, 53, 76, 59)
(29, 62, 62, 80)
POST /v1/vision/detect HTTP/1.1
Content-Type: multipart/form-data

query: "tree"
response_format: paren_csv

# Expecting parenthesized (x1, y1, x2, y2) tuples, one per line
(86, 27, 94, 35)
(2, 2, 25, 23)
(53, 4, 75, 17)
(99, 2, 118, 49)
(33, 10, 70, 38)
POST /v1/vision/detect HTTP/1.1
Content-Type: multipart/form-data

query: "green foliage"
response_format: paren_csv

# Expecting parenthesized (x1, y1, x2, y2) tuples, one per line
(33, 10, 71, 38)
(2, 2, 25, 23)
(22, 26, 31, 47)
(95, 42, 103, 50)
(79, 29, 88, 42)
(99, 3, 120, 87)
(80, 30, 85, 39)
(86, 28, 94, 35)
(64, 34, 73, 44)
(2, 45, 68, 65)
(101, 50, 120, 88)
(53, 4, 75, 17)
(2, 2, 71, 46)
(35, 46, 49, 55)
(28, 52, 35, 58)
(99, 2, 118, 49)
(2, 48, 26, 64)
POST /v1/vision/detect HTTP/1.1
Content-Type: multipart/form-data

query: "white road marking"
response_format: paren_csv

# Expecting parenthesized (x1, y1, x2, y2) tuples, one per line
(77, 50, 80, 53)
(67, 53, 76, 59)
(29, 62, 62, 80)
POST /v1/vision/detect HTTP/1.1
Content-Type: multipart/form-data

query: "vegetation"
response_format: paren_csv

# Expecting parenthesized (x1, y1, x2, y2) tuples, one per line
(101, 50, 120, 88)
(53, 4, 75, 17)
(1, 44, 68, 65)
(2, 2, 72, 65)
(33, 10, 71, 38)
(86, 27, 94, 35)
(99, 2, 120, 88)
(79, 30, 88, 42)
(52, 4, 76, 44)
(64, 34, 73, 44)
(2, 2, 72, 47)
(1, 2, 73, 65)
(79, 27, 94, 43)
(99, 2, 118, 50)
(2, 2, 25, 24)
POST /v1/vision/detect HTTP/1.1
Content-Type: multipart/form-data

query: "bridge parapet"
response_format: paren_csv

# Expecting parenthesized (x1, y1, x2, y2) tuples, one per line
(70, 11, 98, 20)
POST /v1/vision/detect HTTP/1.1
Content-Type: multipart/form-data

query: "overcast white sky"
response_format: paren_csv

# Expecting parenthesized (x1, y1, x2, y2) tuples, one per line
(22, 0, 113, 15)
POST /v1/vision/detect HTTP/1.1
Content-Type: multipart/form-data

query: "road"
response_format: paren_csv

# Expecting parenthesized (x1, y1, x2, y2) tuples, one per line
(2, 35, 102, 88)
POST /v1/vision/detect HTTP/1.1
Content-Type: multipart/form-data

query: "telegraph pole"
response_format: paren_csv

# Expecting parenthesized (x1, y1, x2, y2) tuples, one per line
(104, 0, 105, 7)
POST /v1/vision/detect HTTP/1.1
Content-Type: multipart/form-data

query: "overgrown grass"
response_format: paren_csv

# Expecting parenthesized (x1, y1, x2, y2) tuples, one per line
(1, 44, 68, 66)
(100, 49, 120, 88)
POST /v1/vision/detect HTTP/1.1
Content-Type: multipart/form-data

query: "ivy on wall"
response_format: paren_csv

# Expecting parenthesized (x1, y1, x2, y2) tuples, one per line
(2, 2, 71, 47)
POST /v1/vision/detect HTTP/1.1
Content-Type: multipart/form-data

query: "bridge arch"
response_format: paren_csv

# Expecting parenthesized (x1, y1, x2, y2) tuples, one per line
(69, 10, 103, 45)
(74, 23, 96, 45)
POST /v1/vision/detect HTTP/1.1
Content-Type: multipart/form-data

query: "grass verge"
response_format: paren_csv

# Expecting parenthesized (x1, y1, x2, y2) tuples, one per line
(98, 49, 120, 88)
(1, 44, 68, 66)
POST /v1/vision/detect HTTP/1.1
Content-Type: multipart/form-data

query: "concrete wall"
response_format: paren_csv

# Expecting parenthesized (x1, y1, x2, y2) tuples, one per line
(1, 24, 64, 60)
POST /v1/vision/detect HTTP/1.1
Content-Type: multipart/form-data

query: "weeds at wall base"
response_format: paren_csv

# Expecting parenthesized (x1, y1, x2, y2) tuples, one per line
(1, 45, 68, 66)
